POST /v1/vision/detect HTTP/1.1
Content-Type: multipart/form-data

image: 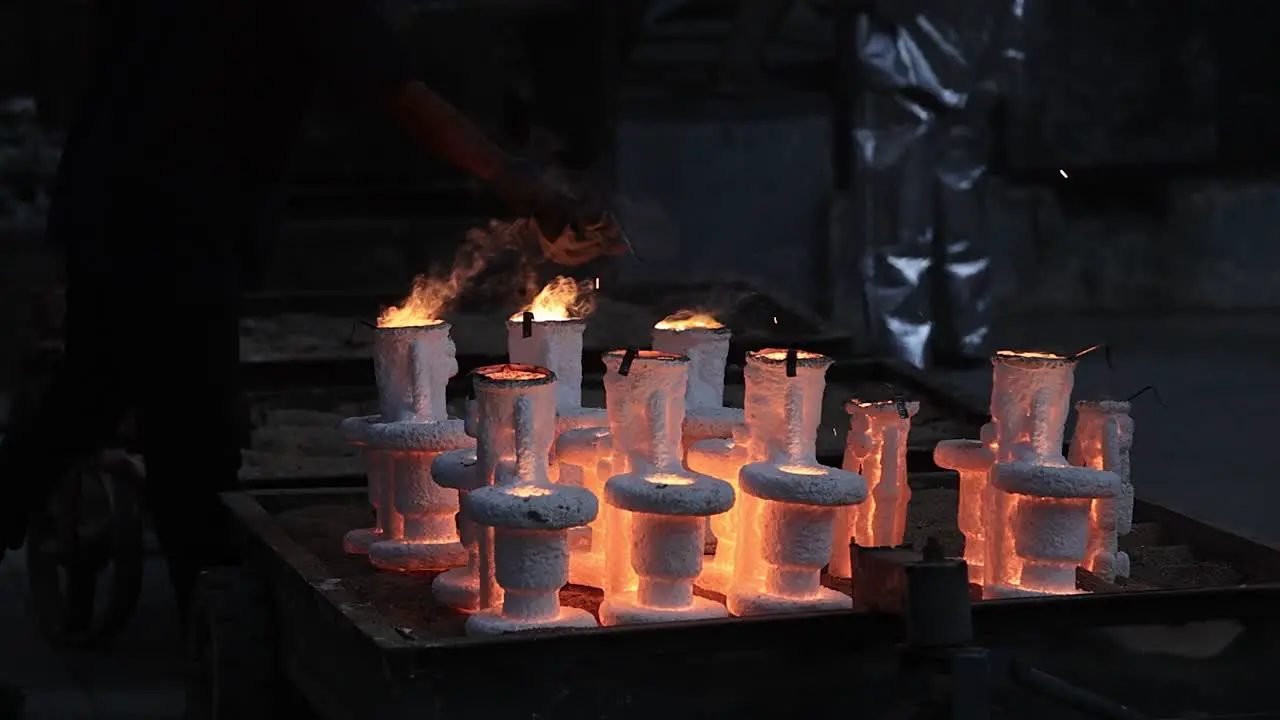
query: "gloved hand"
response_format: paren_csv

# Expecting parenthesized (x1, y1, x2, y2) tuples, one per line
(492, 157, 631, 267)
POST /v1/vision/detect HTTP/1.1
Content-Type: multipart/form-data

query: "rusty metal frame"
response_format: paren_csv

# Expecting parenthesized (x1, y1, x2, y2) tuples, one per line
(223, 486, 1280, 720)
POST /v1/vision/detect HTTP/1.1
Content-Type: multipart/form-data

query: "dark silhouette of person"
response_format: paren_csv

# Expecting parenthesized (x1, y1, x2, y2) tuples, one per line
(0, 0, 624, 622)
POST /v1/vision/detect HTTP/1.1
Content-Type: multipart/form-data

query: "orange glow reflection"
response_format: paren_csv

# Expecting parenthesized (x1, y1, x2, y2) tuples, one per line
(776, 464, 827, 476)
(505, 485, 554, 498)
(644, 473, 695, 486)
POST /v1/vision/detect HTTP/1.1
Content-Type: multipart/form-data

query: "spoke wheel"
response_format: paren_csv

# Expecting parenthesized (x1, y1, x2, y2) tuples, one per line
(26, 450, 145, 648)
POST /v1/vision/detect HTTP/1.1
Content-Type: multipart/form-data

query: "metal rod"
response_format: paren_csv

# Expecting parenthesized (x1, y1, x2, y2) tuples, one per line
(1009, 659, 1149, 720)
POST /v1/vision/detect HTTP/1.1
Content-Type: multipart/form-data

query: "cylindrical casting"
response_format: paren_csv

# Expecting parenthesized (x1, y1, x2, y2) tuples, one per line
(602, 350, 692, 474)
(373, 323, 456, 423)
(990, 351, 1079, 465)
(652, 326, 731, 411)
(506, 318, 586, 412)
(831, 399, 920, 577)
(1070, 400, 1135, 581)
(742, 349, 833, 465)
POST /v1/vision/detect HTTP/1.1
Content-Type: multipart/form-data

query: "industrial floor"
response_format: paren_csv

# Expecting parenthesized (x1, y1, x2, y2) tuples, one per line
(0, 310, 1276, 719)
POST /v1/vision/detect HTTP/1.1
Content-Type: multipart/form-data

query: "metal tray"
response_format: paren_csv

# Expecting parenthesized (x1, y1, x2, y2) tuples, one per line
(219, 486, 1280, 720)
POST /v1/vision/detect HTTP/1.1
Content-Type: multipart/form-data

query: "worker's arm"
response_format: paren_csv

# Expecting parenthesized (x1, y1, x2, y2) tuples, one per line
(288, 0, 513, 183)
(289, 0, 627, 263)
(385, 81, 511, 185)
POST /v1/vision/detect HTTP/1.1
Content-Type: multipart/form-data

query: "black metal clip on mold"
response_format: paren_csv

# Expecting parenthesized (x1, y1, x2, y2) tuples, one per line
(618, 347, 638, 376)
(893, 397, 909, 419)
(874, 381, 910, 419)
(521, 311, 534, 338)
(785, 347, 798, 377)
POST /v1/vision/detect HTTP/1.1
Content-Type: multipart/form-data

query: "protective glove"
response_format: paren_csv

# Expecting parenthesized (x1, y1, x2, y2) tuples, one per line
(492, 157, 631, 267)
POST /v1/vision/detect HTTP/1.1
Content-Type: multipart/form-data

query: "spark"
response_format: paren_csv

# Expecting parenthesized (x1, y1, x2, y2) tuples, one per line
(1058, 169, 1069, 179)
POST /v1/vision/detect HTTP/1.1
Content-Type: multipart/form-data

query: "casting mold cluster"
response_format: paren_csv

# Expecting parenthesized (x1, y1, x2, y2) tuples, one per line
(936, 351, 1122, 597)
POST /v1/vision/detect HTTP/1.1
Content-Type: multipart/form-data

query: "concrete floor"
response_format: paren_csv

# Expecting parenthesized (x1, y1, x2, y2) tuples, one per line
(1, 310, 1277, 718)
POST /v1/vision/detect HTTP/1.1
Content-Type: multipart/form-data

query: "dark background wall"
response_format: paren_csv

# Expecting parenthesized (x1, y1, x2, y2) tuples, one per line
(2, 0, 1280, 384)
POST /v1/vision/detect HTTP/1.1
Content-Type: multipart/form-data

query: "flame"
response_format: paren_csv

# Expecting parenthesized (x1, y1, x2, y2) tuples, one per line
(379, 218, 558, 328)
(511, 276, 595, 322)
(654, 309, 723, 331)
(754, 348, 825, 362)
(378, 275, 449, 328)
(378, 219, 543, 328)
(505, 485, 554, 498)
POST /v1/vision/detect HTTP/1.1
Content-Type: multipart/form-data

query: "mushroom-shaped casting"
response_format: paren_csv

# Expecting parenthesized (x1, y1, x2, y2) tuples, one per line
(596, 350, 736, 626)
(341, 322, 471, 572)
(461, 364, 599, 635)
(980, 351, 1121, 597)
(432, 364, 575, 613)
(723, 349, 867, 615)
